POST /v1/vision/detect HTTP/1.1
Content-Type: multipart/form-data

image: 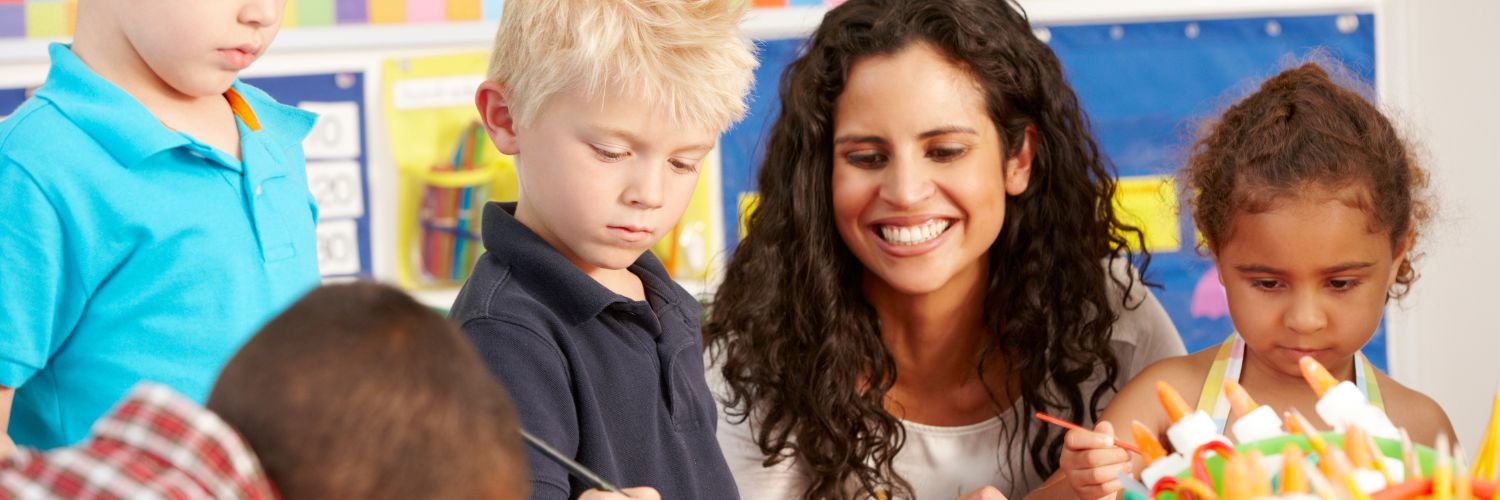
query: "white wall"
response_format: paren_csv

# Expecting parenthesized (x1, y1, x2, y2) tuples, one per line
(1383, 0, 1500, 451)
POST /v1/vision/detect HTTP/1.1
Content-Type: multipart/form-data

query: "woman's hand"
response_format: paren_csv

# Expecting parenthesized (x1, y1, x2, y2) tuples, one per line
(958, 486, 1007, 500)
(1059, 421, 1130, 500)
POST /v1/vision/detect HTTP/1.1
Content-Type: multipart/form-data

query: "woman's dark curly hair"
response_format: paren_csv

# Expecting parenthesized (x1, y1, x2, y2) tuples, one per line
(1184, 62, 1430, 299)
(705, 0, 1151, 497)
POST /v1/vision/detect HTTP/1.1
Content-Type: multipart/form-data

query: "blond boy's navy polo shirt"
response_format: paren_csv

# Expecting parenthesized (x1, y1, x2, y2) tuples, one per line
(451, 202, 738, 500)
(0, 44, 321, 449)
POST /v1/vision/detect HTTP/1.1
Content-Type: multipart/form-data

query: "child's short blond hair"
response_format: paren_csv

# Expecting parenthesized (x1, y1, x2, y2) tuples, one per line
(488, 0, 757, 132)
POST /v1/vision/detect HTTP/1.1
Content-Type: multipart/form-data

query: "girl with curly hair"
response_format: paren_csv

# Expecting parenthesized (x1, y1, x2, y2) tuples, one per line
(1049, 62, 1452, 499)
(706, 0, 1184, 497)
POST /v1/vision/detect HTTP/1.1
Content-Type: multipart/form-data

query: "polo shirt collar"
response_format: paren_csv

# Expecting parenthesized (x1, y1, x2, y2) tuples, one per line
(480, 202, 677, 325)
(227, 81, 317, 185)
(33, 44, 183, 168)
(228, 80, 319, 164)
(32, 43, 316, 173)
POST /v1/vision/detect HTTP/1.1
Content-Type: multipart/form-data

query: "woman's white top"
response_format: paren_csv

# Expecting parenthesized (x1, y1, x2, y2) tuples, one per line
(711, 270, 1185, 499)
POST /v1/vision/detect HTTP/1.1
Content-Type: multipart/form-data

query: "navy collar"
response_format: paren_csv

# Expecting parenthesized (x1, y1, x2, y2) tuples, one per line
(480, 202, 679, 325)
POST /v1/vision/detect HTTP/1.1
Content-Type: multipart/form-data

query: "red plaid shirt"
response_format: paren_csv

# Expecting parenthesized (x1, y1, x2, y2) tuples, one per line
(0, 383, 276, 499)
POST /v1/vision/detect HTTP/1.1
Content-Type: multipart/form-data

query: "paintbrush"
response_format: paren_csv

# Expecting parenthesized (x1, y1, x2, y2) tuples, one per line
(1034, 412, 1146, 455)
(521, 429, 628, 496)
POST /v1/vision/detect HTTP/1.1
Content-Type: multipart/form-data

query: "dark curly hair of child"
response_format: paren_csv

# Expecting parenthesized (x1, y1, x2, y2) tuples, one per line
(1184, 61, 1430, 299)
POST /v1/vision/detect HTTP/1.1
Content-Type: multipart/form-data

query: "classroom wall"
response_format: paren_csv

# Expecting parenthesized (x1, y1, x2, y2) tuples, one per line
(1382, 0, 1500, 453)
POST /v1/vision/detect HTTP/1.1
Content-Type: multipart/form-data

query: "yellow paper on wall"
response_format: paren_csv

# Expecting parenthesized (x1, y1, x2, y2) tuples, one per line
(25, 1, 68, 38)
(651, 152, 721, 282)
(737, 192, 759, 240)
(381, 52, 493, 181)
(383, 52, 517, 288)
(1113, 175, 1181, 253)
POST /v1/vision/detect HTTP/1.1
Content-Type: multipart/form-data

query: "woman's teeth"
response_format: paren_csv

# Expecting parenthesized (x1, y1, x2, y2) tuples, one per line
(878, 219, 951, 245)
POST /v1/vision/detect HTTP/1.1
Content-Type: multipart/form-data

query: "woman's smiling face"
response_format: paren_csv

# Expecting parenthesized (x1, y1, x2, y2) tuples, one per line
(831, 42, 1032, 296)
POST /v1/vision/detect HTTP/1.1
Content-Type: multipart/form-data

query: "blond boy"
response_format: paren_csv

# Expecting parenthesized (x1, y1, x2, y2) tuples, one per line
(453, 0, 756, 498)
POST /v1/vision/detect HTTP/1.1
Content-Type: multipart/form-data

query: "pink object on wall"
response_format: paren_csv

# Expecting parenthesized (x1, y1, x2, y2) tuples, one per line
(1191, 266, 1229, 320)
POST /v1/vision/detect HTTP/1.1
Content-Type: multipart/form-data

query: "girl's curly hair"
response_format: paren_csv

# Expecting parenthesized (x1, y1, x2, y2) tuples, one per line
(1184, 62, 1431, 298)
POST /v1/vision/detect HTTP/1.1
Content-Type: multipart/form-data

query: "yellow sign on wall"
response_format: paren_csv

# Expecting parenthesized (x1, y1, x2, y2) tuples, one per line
(1114, 175, 1182, 252)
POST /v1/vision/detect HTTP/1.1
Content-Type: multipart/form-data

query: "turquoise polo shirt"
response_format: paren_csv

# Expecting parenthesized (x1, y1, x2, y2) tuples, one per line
(0, 44, 321, 449)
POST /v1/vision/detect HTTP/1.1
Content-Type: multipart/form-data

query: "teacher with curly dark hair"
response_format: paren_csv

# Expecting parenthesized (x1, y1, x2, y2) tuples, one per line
(705, 1, 1185, 498)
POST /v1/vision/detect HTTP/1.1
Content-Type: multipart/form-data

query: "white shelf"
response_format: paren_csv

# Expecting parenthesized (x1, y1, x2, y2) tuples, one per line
(676, 278, 716, 304)
(1022, 0, 1376, 26)
(0, 38, 52, 66)
(268, 21, 498, 55)
(411, 287, 463, 311)
(734, 1, 1383, 40)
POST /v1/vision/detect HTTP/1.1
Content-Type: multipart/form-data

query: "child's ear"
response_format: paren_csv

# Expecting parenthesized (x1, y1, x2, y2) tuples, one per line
(476, 81, 520, 155)
(1003, 125, 1037, 196)
(1387, 229, 1416, 285)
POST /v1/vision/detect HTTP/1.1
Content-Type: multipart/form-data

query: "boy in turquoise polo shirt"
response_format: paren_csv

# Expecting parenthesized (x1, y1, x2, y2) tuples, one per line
(0, 0, 319, 451)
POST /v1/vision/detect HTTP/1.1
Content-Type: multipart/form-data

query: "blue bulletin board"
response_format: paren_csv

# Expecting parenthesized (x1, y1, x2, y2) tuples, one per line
(719, 14, 1385, 367)
(245, 72, 374, 280)
(0, 88, 26, 120)
(0, 72, 373, 280)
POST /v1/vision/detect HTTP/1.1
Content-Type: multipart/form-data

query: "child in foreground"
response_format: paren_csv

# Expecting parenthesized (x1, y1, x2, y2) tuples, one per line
(3, 282, 529, 499)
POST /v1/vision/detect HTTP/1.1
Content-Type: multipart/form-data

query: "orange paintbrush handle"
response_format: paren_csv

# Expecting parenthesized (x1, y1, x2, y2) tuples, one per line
(1033, 412, 1145, 456)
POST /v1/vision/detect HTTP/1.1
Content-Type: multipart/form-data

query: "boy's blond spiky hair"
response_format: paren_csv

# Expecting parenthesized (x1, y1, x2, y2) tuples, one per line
(488, 0, 758, 133)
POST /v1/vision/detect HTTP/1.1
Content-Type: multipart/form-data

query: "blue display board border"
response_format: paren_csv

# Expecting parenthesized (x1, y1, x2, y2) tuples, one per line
(246, 71, 374, 279)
